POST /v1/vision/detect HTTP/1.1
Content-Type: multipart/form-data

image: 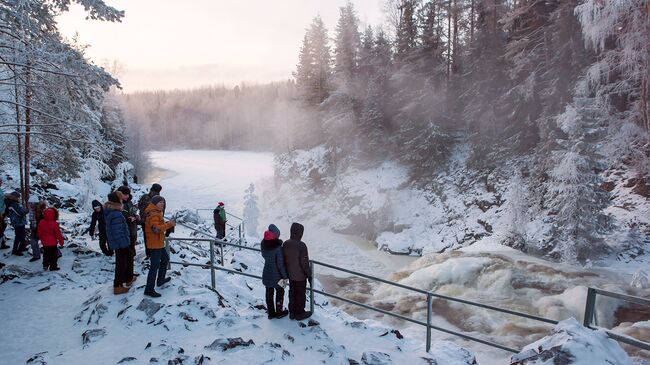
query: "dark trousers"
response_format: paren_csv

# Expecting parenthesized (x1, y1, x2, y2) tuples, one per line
(145, 248, 169, 293)
(216, 223, 226, 239)
(12, 225, 26, 253)
(141, 225, 151, 258)
(288, 280, 307, 315)
(42, 246, 59, 269)
(98, 235, 113, 256)
(265, 287, 285, 314)
(127, 236, 137, 280)
(0, 214, 6, 238)
(114, 248, 131, 287)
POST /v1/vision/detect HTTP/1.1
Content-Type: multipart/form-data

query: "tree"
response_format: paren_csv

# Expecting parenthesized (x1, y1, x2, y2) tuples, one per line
(333, 1, 361, 88)
(243, 183, 260, 237)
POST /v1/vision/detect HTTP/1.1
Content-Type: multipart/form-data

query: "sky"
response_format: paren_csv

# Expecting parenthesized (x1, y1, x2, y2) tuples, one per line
(57, 0, 386, 93)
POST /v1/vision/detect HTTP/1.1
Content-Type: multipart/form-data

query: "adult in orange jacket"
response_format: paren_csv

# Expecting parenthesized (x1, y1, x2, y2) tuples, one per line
(38, 208, 64, 271)
(143, 195, 175, 297)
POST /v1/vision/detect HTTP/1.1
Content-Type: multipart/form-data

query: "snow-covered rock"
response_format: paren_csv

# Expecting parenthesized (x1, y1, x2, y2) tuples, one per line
(510, 318, 633, 365)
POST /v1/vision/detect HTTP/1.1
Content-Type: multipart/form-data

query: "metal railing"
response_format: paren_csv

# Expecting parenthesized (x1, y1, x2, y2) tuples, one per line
(165, 236, 562, 354)
(194, 208, 245, 244)
(583, 287, 650, 351)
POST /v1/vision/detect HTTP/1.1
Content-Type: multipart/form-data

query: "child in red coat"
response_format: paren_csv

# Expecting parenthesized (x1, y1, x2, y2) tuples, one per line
(38, 208, 64, 271)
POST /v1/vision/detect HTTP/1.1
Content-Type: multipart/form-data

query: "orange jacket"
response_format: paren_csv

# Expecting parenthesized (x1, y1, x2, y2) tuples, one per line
(144, 203, 174, 249)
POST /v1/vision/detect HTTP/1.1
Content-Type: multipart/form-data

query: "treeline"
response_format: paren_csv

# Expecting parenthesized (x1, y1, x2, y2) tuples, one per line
(286, 0, 650, 263)
(118, 82, 304, 153)
(0, 0, 128, 205)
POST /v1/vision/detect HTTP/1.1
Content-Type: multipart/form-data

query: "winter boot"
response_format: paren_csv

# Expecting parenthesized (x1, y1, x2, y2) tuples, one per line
(144, 290, 161, 298)
(294, 311, 312, 321)
(276, 300, 288, 319)
(114, 286, 129, 295)
(0, 236, 9, 249)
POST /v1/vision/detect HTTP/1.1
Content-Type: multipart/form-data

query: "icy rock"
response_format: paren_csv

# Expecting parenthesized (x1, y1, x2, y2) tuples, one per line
(380, 329, 403, 339)
(349, 360, 360, 365)
(427, 341, 478, 365)
(205, 337, 255, 351)
(81, 328, 106, 346)
(361, 352, 391, 365)
(137, 299, 163, 318)
(307, 319, 320, 327)
(179, 312, 198, 322)
(117, 357, 137, 363)
(631, 270, 649, 289)
(510, 318, 633, 365)
(26, 351, 48, 364)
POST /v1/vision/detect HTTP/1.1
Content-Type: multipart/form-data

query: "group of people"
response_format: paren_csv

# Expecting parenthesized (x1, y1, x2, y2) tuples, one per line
(92, 183, 177, 298)
(260, 222, 313, 321)
(0, 177, 65, 271)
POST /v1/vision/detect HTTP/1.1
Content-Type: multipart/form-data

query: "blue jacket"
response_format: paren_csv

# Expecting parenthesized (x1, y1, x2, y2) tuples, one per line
(104, 202, 130, 250)
(7, 199, 27, 227)
(261, 238, 288, 288)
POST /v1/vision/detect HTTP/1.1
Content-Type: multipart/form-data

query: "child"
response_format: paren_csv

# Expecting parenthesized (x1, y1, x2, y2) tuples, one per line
(6, 191, 28, 256)
(89, 200, 112, 256)
(38, 207, 64, 271)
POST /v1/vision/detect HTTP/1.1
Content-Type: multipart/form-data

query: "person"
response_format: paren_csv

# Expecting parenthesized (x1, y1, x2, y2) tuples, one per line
(104, 191, 132, 295)
(282, 222, 313, 320)
(89, 200, 112, 256)
(27, 197, 44, 262)
(117, 186, 139, 280)
(261, 224, 289, 319)
(0, 177, 9, 249)
(6, 191, 28, 256)
(213, 202, 227, 240)
(143, 195, 176, 297)
(38, 207, 64, 271)
(138, 183, 162, 258)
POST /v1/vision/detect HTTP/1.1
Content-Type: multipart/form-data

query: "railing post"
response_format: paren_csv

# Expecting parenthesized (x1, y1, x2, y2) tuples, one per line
(220, 243, 224, 267)
(238, 224, 242, 245)
(209, 239, 216, 290)
(309, 261, 315, 314)
(583, 287, 597, 327)
(426, 292, 432, 353)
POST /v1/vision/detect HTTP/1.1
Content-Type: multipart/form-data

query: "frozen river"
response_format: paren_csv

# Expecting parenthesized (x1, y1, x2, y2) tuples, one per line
(144, 150, 416, 278)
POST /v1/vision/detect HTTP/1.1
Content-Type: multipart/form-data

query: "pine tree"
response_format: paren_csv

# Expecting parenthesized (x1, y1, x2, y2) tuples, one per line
(243, 183, 260, 237)
(333, 1, 361, 88)
(395, 0, 418, 62)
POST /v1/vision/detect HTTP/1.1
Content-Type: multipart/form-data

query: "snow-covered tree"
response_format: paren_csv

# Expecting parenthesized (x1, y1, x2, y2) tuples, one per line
(243, 183, 260, 237)
(501, 172, 530, 249)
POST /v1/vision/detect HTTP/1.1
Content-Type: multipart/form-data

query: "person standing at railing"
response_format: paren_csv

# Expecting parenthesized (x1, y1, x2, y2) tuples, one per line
(117, 186, 140, 282)
(283, 222, 313, 321)
(261, 224, 289, 319)
(143, 195, 176, 298)
(138, 183, 162, 259)
(213, 202, 227, 240)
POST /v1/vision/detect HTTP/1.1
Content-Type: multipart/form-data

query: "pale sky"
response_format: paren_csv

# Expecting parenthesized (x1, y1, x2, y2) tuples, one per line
(57, 0, 386, 93)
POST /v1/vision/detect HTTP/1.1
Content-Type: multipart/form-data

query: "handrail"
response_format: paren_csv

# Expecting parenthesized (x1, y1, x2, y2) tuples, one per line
(584, 287, 650, 351)
(165, 236, 563, 354)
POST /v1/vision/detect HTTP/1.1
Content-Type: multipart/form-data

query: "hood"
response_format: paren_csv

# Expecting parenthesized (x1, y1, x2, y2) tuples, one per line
(290, 222, 304, 240)
(104, 201, 123, 211)
(43, 208, 58, 222)
(144, 203, 162, 216)
(91, 200, 102, 209)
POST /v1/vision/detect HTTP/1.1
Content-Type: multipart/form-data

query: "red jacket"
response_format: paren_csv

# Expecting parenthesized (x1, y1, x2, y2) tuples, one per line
(38, 208, 64, 247)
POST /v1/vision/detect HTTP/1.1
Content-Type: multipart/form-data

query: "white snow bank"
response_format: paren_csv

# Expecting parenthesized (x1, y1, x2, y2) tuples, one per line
(511, 318, 633, 365)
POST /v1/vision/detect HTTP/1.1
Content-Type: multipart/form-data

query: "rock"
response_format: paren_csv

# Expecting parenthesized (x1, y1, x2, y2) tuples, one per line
(349, 360, 360, 365)
(361, 352, 391, 365)
(307, 319, 320, 327)
(26, 351, 48, 364)
(72, 247, 101, 256)
(600, 181, 615, 192)
(117, 357, 137, 363)
(137, 299, 163, 318)
(145, 342, 151, 349)
(631, 270, 649, 289)
(510, 318, 632, 365)
(284, 334, 295, 343)
(347, 321, 367, 329)
(81, 328, 107, 346)
(631, 178, 650, 198)
(37, 284, 52, 292)
(205, 337, 255, 351)
(624, 178, 638, 188)
(380, 329, 403, 340)
(194, 355, 209, 365)
(179, 312, 198, 322)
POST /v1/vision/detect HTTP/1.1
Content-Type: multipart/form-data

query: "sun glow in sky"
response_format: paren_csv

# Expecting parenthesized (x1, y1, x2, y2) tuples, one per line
(57, 0, 385, 93)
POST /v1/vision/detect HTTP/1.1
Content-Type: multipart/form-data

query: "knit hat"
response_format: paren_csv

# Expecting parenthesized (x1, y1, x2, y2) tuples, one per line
(151, 195, 165, 205)
(107, 192, 120, 204)
(151, 183, 162, 193)
(92, 200, 102, 209)
(268, 224, 280, 238)
(117, 186, 131, 195)
(263, 230, 276, 240)
(290, 222, 304, 240)
(218, 202, 224, 206)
